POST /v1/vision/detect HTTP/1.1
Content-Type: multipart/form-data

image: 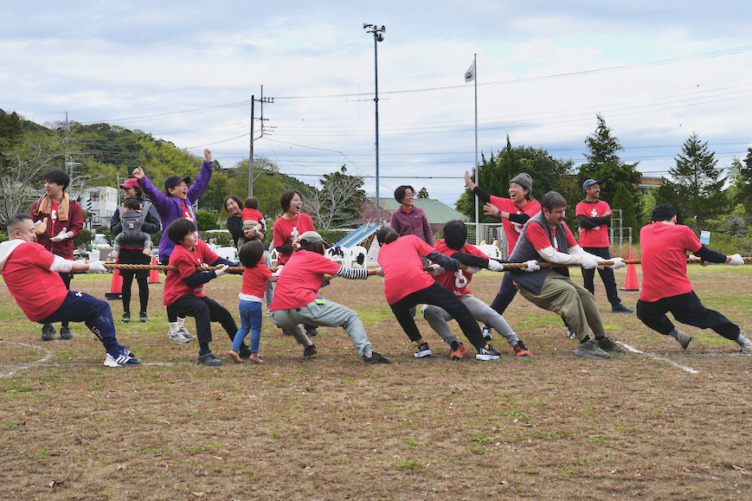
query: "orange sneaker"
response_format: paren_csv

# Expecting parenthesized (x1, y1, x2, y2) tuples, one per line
(450, 342, 467, 360)
(513, 340, 531, 357)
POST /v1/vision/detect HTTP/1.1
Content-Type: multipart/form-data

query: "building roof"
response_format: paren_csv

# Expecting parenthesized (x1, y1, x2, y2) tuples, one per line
(367, 197, 469, 225)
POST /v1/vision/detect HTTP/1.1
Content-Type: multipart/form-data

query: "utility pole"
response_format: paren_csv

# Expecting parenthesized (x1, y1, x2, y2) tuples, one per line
(248, 86, 274, 197)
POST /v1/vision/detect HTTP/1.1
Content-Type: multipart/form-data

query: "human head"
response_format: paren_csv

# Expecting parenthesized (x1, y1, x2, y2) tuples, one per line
(376, 226, 399, 246)
(44, 169, 69, 199)
(120, 178, 143, 198)
(238, 239, 265, 268)
(540, 191, 568, 227)
(224, 195, 243, 216)
(651, 204, 677, 223)
(280, 189, 302, 213)
(244, 197, 259, 210)
(207, 237, 215, 244)
(394, 185, 415, 205)
(164, 175, 191, 199)
(167, 218, 196, 246)
(583, 179, 600, 200)
(299, 231, 327, 255)
(123, 198, 140, 212)
(509, 173, 532, 202)
(6, 214, 35, 242)
(443, 220, 468, 251)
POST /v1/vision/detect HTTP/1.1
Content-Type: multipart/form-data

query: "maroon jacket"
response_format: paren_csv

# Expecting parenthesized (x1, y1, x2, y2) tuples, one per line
(29, 195, 84, 260)
(390, 206, 434, 246)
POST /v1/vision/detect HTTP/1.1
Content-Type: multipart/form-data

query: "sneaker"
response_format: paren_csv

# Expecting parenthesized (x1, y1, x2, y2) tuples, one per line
(121, 312, 131, 324)
(670, 328, 692, 350)
(178, 326, 195, 341)
(481, 325, 493, 342)
(475, 344, 501, 360)
(567, 328, 577, 339)
(168, 330, 190, 344)
(739, 339, 752, 355)
(596, 336, 625, 354)
(197, 352, 223, 367)
(513, 340, 531, 357)
(238, 344, 252, 359)
(413, 342, 432, 358)
(362, 351, 391, 364)
(59, 326, 73, 340)
(303, 344, 317, 358)
(611, 303, 634, 314)
(120, 345, 135, 357)
(574, 339, 611, 360)
(41, 324, 55, 341)
(104, 350, 142, 367)
(305, 327, 318, 337)
(139, 311, 149, 323)
(450, 341, 467, 360)
(282, 328, 293, 336)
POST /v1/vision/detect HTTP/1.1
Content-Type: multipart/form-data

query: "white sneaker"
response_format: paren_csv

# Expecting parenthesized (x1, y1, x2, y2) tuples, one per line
(104, 351, 142, 367)
(740, 340, 752, 355)
(168, 329, 190, 344)
(178, 326, 195, 340)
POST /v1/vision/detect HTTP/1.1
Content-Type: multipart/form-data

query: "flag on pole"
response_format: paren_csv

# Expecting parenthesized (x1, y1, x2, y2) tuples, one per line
(464, 60, 475, 82)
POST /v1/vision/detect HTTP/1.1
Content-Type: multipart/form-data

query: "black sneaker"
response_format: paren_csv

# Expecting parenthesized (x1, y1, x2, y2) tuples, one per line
(303, 344, 317, 357)
(139, 311, 148, 323)
(413, 342, 432, 358)
(41, 324, 55, 341)
(305, 327, 319, 337)
(362, 351, 391, 364)
(596, 336, 625, 354)
(238, 344, 252, 359)
(282, 328, 293, 336)
(59, 326, 73, 340)
(197, 352, 223, 367)
(121, 312, 131, 323)
(475, 344, 501, 360)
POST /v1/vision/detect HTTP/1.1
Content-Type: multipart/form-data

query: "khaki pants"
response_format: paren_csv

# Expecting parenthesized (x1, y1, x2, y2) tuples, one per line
(517, 272, 605, 341)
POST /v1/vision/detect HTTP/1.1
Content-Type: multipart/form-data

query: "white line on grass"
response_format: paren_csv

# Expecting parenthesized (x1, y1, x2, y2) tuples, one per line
(618, 341, 699, 374)
(0, 341, 53, 379)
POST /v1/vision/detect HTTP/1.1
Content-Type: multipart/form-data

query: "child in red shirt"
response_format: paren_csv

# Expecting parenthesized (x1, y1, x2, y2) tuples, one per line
(238, 196, 265, 248)
(230, 240, 275, 364)
(164, 218, 244, 367)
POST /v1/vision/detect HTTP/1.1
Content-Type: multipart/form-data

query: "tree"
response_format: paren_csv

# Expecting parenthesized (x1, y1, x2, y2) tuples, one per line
(732, 147, 752, 214)
(660, 133, 726, 229)
(307, 165, 366, 231)
(417, 187, 429, 199)
(612, 182, 639, 243)
(579, 114, 642, 229)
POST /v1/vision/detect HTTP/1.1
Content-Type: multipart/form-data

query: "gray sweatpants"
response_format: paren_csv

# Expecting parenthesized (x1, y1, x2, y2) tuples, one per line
(271, 299, 373, 356)
(422, 294, 519, 346)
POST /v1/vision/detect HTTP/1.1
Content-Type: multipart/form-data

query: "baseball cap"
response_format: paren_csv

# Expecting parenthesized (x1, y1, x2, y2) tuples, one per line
(582, 179, 600, 190)
(120, 178, 140, 189)
(164, 175, 191, 193)
(299, 231, 327, 245)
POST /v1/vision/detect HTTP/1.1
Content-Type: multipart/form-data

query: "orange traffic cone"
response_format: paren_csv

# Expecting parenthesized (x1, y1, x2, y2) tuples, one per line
(105, 261, 123, 300)
(148, 254, 161, 284)
(621, 252, 640, 291)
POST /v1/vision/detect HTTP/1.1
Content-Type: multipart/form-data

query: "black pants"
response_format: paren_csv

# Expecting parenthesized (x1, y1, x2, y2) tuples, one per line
(119, 248, 150, 314)
(636, 291, 740, 341)
(390, 283, 485, 350)
(160, 256, 178, 323)
(582, 246, 621, 307)
(167, 295, 238, 345)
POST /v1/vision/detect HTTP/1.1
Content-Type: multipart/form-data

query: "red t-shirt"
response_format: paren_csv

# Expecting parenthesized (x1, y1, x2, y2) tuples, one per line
(1, 242, 68, 322)
(242, 208, 264, 223)
(576, 200, 611, 247)
(639, 223, 701, 302)
(270, 250, 341, 311)
(241, 264, 272, 298)
(181, 201, 194, 223)
(489, 197, 541, 252)
(163, 239, 220, 305)
(377, 235, 436, 304)
(432, 240, 487, 297)
(272, 213, 316, 265)
(526, 221, 578, 251)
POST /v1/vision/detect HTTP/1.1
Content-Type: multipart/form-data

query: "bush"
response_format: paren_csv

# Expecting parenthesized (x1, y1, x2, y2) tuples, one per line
(74, 228, 94, 248)
(195, 210, 218, 231)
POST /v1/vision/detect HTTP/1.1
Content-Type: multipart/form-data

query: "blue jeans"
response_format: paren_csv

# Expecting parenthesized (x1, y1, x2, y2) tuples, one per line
(232, 300, 263, 353)
(40, 290, 121, 356)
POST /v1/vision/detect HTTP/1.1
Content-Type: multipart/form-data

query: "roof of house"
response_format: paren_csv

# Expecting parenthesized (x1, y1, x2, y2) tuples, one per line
(367, 197, 469, 225)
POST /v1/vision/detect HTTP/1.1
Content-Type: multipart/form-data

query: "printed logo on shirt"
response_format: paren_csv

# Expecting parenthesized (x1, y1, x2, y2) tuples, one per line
(454, 270, 468, 291)
(589, 207, 600, 230)
(291, 226, 299, 245)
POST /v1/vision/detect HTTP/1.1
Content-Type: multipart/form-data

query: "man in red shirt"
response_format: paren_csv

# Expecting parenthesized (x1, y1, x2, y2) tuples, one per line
(0, 214, 140, 367)
(576, 179, 632, 313)
(637, 204, 751, 354)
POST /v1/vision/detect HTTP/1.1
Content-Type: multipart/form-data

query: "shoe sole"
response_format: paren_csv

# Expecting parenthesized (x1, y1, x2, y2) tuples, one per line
(169, 337, 191, 344)
(574, 348, 611, 360)
(475, 353, 500, 360)
(414, 350, 432, 358)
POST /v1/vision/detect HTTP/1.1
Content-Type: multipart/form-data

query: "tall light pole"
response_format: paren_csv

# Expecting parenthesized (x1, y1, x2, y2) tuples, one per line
(363, 23, 385, 214)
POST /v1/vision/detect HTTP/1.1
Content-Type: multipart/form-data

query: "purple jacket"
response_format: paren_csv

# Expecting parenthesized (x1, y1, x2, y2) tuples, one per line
(138, 160, 213, 263)
(390, 206, 434, 246)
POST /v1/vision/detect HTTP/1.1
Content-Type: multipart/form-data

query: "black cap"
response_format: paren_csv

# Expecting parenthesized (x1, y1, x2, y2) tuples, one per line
(164, 175, 191, 193)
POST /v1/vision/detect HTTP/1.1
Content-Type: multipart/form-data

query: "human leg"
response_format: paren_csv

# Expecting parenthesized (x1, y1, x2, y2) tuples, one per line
(264, 251, 274, 310)
(135, 275, 149, 320)
(295, 300, 374, 357)
(635, 298, 674, 335)
(231, 299, 253, 354)
(169, 295, 212, 344)
(489, 272, 518, 316)
(271, 310, 313, 348)
(464, 295, 519, 346)
(421, 304, 460, 345)
(668, 291, 741, 341)
(58, 272, 73, 334)
(120, 270, 135, 319)
(418, 284, 487, 351)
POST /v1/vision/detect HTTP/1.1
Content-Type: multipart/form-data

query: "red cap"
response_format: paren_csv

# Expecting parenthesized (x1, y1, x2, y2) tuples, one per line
(120, 178, 140, 189)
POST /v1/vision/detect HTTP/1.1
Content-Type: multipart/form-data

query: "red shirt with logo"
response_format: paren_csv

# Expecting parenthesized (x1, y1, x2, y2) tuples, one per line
(270, 250, 341, 310)
(576, 199, 611, 247)
(639, 223, 701, 302)
(272, 213, 315, 265)
(489, 197, 541, 252)
(526, 221, 578, 251)
(163, 239, 220, 305)
(377, 235, 436, 304)
(432, 240, 487, 297)
(241, 264, 273, 298)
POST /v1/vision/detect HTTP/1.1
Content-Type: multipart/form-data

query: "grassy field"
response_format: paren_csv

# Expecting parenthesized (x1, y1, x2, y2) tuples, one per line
(1, 264, 752, 500)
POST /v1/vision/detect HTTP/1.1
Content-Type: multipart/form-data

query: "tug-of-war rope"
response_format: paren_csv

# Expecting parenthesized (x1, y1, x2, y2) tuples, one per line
(101, 256, 752, 274)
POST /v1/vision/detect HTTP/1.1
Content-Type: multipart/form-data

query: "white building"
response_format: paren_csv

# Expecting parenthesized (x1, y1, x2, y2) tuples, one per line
(71, 186, 120, 229)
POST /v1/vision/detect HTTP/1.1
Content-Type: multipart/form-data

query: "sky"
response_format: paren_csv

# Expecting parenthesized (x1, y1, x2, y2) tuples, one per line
(3, 0, 752, 207)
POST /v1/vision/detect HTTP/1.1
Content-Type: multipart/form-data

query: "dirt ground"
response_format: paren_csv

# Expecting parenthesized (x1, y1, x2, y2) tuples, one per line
(1, 265, 752, 500)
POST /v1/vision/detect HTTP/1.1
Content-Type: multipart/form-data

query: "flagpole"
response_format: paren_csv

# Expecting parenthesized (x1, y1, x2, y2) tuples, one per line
(473, 53, 479, 245)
